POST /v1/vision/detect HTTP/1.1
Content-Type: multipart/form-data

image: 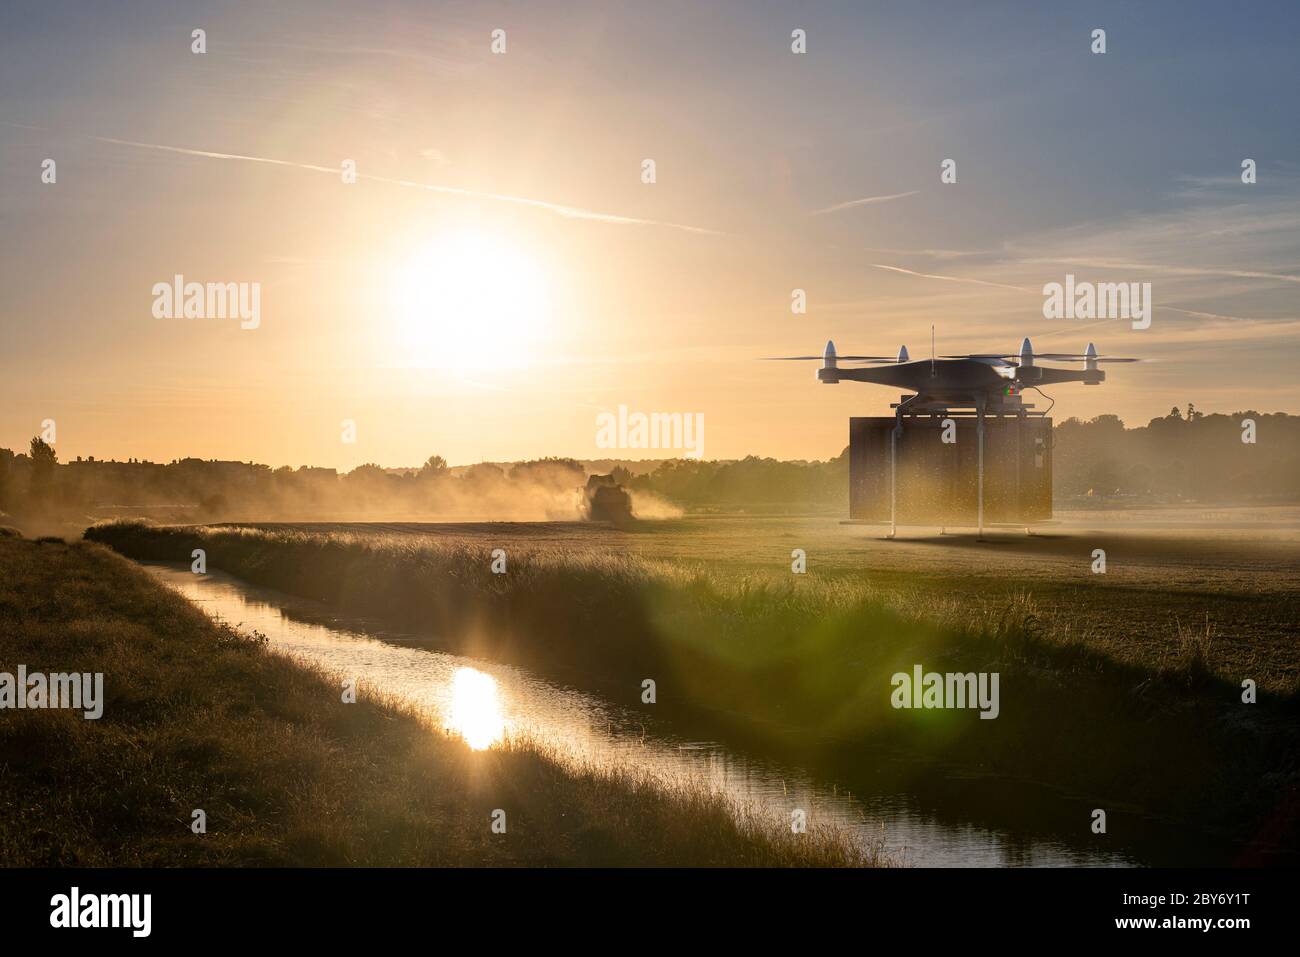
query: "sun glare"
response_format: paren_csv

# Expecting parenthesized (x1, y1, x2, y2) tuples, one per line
(388, 231, 551, 370)
(446, 667, 507, 751)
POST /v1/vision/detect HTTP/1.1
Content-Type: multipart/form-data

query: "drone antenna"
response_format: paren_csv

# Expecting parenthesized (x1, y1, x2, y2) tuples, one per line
(930, 325, 936, 377)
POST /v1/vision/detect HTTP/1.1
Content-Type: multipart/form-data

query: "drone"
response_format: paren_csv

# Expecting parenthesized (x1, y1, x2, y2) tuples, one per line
(766, 335, 1142, 537)
(767, 336, 1139, 416)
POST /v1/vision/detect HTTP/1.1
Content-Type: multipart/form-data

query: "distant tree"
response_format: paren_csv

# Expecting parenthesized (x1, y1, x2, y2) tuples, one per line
(510, 457, 585, 489)
(1089, 414, 1125, 431)
(28, 437, 57, 504)
(1168, 406, 1182, 420)
(29, 436, 56, 469)
(462, 462, 506, 484)
(421, 455, 448, 475)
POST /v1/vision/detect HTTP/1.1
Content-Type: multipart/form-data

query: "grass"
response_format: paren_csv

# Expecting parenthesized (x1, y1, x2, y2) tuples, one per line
(83, 520, 1300, 860)
(0, 534, 880, 866)
(184, 512, 1300, 691)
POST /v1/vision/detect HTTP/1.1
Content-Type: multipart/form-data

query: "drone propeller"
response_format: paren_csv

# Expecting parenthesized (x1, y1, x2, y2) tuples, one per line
(766, 341, 1142, 364)
(940, 352, 1142, 363)
(761, 355, 895, 361)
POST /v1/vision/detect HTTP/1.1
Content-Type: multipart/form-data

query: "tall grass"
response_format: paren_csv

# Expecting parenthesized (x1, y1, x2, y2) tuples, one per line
(0, 534, 881, 866)
(1174, 614, 1217, 686)
(84, 520, 1299, 858)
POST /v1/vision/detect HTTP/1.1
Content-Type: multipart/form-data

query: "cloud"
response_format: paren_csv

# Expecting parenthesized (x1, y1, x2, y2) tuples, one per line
(1121, 317, 1300, 347)
(1015, 257, 1300, 286)
(848, 180, 1300, 354)
(92, 136, 724, 235)
(859, 246, 992, 260)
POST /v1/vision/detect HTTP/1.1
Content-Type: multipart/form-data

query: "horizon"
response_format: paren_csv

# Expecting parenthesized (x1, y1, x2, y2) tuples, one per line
(4, 0, 1299, 470)
(4, 401, 1285, 471)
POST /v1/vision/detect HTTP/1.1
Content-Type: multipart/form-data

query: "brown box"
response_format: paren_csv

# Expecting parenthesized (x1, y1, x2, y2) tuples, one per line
(848, 416, 1052, 524)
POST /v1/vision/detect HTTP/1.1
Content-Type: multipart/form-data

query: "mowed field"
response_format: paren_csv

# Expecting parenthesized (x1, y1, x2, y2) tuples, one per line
(243, 506, 1300, 694)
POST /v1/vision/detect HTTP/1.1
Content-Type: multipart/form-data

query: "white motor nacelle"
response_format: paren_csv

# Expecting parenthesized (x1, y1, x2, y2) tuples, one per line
(897, 344, 910, 363)
(819, 340, 839, 383)
(1019, 337, 1034, 367)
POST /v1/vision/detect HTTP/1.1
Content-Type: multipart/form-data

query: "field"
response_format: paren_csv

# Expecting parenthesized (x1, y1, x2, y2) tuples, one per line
(85, 508, 1300, 863)
(0, 532, 873, 867)
(221, 507, 1300, 690)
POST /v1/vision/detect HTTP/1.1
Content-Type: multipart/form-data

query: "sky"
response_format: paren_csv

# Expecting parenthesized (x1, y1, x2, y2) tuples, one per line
(1, 0, 1298, 468)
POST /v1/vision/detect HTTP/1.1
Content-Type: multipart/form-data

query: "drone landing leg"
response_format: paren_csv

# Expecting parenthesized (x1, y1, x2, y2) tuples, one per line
(888, 424, 898, 539)
(888, 394, 919, 541)
(976, 399, 986, 542)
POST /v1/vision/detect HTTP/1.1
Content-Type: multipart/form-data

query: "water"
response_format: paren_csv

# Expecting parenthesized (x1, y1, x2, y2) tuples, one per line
(146, 563, 1135, 867)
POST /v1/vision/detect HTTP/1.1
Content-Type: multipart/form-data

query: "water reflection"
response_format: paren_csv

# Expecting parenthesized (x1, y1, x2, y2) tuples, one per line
(447, 667, 506, 750)
(146, 563, 1134, 867)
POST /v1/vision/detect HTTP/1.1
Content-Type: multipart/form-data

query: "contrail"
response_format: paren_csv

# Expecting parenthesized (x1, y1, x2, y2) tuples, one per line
(868, 262, 1029, 293)
(1017, 256, 1300, 285)
(93, 136, 723, 235)
(1032, 316, 1128, 344)
(95, 136, 342, 173)
(1160, 304, 1300, 323)
(810, 190, 919, 216)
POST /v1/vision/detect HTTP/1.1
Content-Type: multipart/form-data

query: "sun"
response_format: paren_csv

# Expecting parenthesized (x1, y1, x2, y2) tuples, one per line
(387, 230, 551, 370)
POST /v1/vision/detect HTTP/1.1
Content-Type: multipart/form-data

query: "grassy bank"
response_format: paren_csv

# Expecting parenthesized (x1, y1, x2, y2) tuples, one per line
(84, 521, 1300, 860)
(0, 533, 874, 866)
